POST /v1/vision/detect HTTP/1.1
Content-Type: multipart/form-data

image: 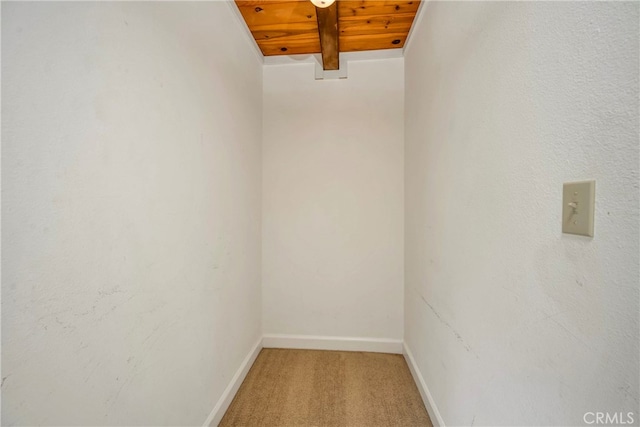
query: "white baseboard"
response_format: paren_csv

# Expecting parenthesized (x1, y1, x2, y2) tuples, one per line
(262, 334, 403, 354)
(403, 342, 446, 427)
(203, 336, 263, 427)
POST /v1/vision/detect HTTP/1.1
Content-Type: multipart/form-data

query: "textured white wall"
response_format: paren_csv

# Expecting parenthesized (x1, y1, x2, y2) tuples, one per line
(404, 2, 639, 426)
(2, 2, 262, 425)
(262, 59, 404, 340)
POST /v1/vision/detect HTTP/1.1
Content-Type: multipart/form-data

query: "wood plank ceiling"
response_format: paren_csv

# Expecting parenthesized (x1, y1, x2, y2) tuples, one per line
(235, 0, 420, 60)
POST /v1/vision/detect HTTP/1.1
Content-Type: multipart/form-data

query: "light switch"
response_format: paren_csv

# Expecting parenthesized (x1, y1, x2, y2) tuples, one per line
(562, 180, 595, 237)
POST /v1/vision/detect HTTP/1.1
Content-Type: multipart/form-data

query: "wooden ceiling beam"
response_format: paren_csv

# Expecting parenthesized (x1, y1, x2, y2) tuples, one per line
(316, 3, 339, 70)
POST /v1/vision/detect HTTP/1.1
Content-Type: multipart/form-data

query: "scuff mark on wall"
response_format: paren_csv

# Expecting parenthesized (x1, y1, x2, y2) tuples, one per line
(418, 292, 479, 359)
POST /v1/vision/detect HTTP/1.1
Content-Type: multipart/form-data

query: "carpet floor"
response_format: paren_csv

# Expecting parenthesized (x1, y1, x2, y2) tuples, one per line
(219, 348, 433, 427)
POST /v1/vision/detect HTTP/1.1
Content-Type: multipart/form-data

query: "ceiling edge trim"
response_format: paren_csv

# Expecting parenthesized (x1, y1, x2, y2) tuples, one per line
(263, 49, 404, 66)
(402, 0, 428, 56)
(226, 1, 264, 65)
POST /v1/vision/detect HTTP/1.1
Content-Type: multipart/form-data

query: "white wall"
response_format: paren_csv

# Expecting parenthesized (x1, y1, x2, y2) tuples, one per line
(2, 2, 262, 425)
(262, 59, 404, 341)
(404, 2, 639, 426)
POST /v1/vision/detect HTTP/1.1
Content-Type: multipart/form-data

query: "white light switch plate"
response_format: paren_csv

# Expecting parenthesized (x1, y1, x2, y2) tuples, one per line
(562, 180, 595, 237)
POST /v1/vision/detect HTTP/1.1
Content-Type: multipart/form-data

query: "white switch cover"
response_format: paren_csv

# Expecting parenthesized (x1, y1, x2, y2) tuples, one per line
(562, 180, 595, 237)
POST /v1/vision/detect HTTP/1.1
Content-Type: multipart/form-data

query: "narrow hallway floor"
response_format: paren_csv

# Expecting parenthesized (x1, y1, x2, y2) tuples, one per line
(219, 348, 433, 426)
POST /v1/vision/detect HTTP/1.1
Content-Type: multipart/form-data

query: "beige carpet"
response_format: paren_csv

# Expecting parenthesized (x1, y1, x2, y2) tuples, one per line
(219, 348, 433, 427)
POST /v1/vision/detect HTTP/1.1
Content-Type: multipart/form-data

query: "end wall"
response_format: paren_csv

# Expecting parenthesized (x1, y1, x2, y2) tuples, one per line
(2, 2, 262, 425)
(404, 2, 639, 426)
(262, 59, 404, 343)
